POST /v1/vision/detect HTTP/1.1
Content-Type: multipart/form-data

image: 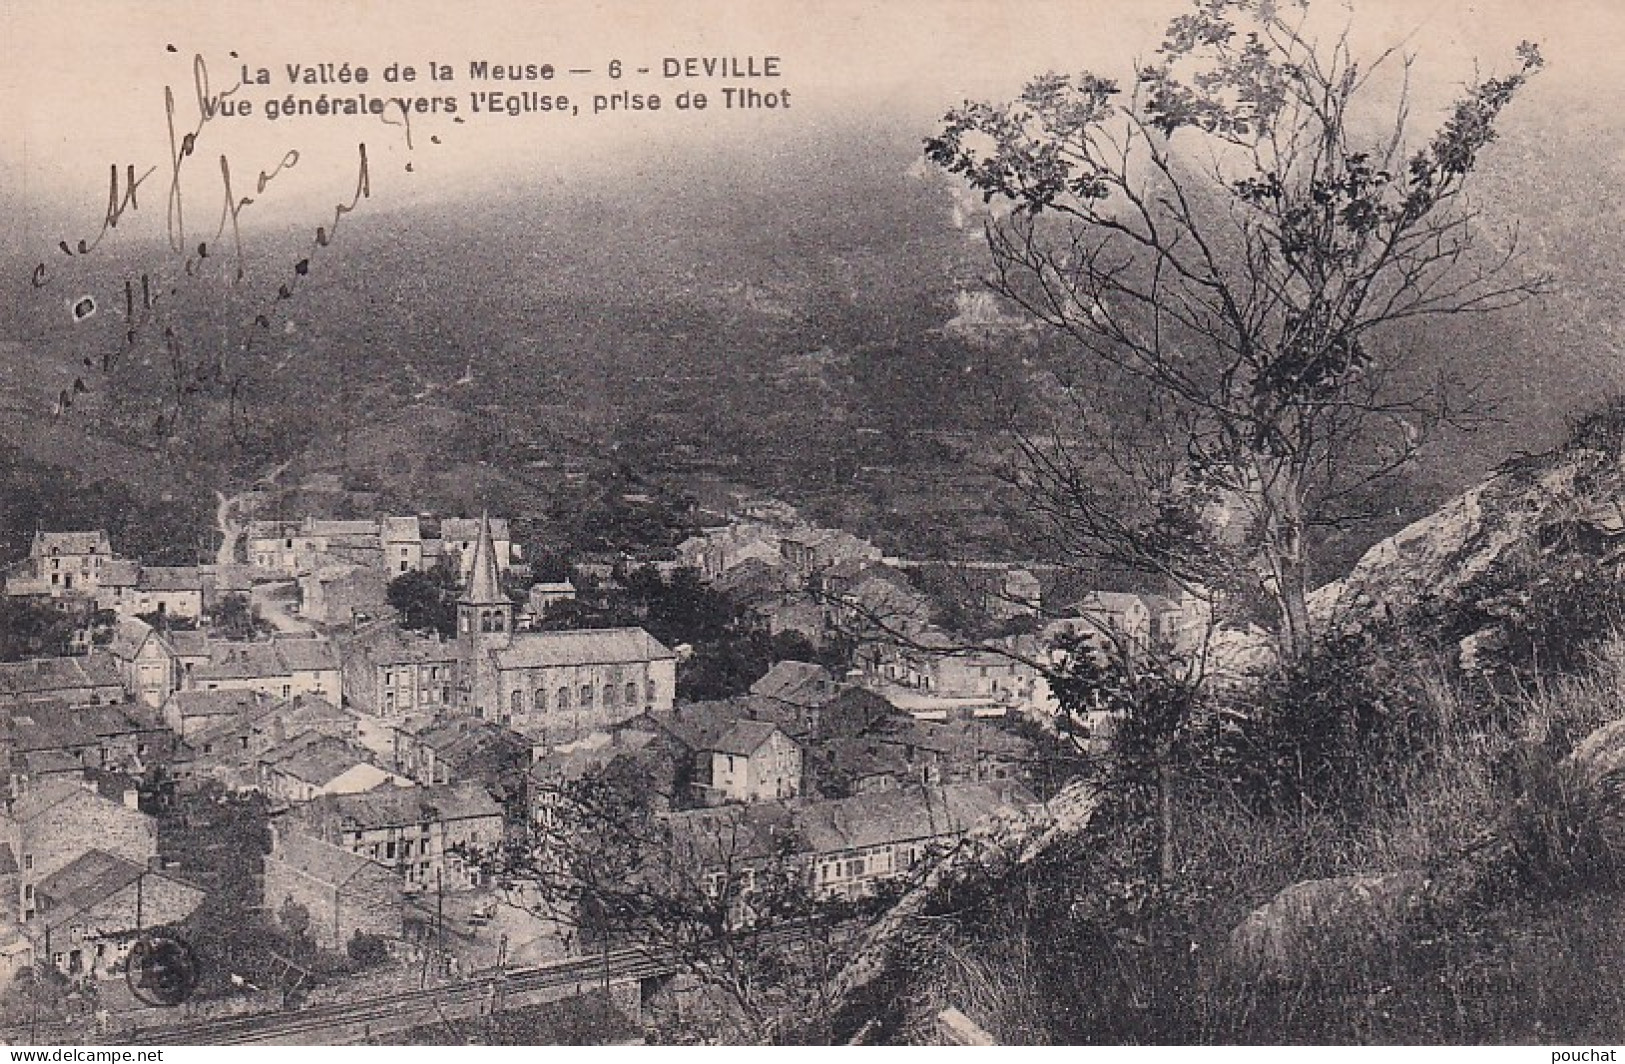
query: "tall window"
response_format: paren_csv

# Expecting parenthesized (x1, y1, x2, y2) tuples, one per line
(534, 688, 547, 712)
(557, 686, 570, 710)
(510, 690, 522, 715)
(580, 684, 593, 708)
(646, 679, 658, 704)
(625, 681, 637, 705)
(603, 684, 617, 708)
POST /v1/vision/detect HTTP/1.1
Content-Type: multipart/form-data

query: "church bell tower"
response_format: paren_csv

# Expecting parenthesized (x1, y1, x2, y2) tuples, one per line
(456, 513, 512, 717)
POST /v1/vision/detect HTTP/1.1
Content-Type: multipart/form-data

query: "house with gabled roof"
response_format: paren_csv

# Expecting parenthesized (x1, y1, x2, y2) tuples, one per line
(750, 661, 837, 709)
(259, 733, 409, 804)
(0, 777, 158, 923)
(263, 829, 402, 953)
(28, 849, 204, 979)
(5, 530, 115, 599)
(105, 617, 177, 707)
(701, 720, 802, 804)
(0, 655, 125, 706)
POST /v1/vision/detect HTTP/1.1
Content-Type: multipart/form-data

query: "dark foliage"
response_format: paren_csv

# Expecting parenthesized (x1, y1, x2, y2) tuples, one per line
(386, 562, 463, 637)
(1203, 633, 1431, 815)
(0, 597, 77, 661)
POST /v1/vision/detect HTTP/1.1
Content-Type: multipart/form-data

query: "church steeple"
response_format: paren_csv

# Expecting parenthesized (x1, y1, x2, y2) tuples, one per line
(462, 512, 506, 606)
(457, 512, 512, 649)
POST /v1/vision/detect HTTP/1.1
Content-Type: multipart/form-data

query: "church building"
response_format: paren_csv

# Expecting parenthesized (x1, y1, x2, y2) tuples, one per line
(454, 515, 677, 743)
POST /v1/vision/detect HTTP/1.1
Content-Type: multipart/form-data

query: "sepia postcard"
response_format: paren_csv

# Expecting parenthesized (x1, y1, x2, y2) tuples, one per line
(2, 0, 1624, 1051)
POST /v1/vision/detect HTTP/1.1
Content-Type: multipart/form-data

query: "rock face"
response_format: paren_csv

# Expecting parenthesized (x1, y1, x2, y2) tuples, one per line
(1562, 717, 1625, 789)
(1308, 439, 1625, 668)
(1228, 872, 1430, 982)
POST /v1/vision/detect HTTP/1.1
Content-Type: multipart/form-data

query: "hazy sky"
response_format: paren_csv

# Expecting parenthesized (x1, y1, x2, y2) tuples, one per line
(2, 0, 1619, 243)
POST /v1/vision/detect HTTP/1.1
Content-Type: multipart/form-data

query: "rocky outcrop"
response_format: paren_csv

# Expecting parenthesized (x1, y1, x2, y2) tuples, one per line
(1228, 872, 1430, 981)
(1307, 440, 1625, 673)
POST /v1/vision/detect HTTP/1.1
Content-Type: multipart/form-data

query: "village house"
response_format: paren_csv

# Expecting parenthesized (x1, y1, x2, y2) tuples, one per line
(439, 517, 515, 581)
(0, 777, 157, 923)
(527, 730, 674, 827)
(699, 720, 803, 804)
(121, 566, 206, 621)
(263, 828, 403, 953)
(259, 733, 410, 804)
(338, 623, 460, 719)
(749, 661, 838, 709)
(4, 530, 115, 600)
(525, 580, 577, 620)
(380, 516, 427, 575)
(797, 781, 1036, 900)
(29, 849, 205, 979)
(105, 617, 177, 708)
(779, 527, 883, 585)
(861, 629, 1038, 710)
(298, 562, 390, 627)
(0, 699, 175, 786)
(186, 636, 341, 701)
(175, 693, 359, 792)
(392, 717, 531, 808)
(624, 699, 814, 807)
(675, 522, 785, 582)
(281, 780, 504, 893)
(162, 688, 276, 743)
(659, 780, 1036, 906)
(0, 655, 126, 707)
(820, 562, 934, 643)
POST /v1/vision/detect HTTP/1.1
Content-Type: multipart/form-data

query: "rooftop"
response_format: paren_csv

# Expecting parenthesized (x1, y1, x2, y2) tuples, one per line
(32, 531, 109, 556)
(491, 628, 675, 671)
(138, 566, 205, 593)
(269, 828, 391, 888)
(292, 779, 501, 831)
(0, 654, 123, 698)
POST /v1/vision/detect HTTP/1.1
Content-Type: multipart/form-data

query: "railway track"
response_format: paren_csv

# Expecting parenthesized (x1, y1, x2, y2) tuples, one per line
(135, 946, 671, 1045)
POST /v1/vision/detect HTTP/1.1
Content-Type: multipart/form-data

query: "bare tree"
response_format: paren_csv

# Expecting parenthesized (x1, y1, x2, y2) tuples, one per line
(482, 762, 857, 1042)
(926, 0, 1546, 662)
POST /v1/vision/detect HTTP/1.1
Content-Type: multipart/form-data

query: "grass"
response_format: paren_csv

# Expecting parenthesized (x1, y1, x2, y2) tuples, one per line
(866, 632, 1625, 1045)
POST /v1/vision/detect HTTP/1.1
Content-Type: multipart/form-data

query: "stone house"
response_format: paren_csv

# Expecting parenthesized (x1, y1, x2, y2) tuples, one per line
(0, 778, 157, 923)
(105, 618, 177, 708)
(797, 781, 1036, 900)
(282, 780, 503, 893)
(338, 624, 459, 720)
(258, 734, 408, 804)
(29, 850, 204, 979)
(6, 530, 114, 599)
(263, 829, 403, 953)
(700, 721, 802, 804)
(0, 656, 126, 707)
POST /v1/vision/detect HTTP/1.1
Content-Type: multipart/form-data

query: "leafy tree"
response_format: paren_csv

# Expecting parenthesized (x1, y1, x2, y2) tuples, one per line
(926, 0, 1545, 662)
(0, 598, 76, 661)
(204, 591, 270, 640)
(386, 562, 461, 637)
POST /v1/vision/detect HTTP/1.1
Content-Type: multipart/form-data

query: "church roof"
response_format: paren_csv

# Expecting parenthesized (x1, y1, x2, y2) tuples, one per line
(461, 513, 506, 606)
(490, 628, 675, 670)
